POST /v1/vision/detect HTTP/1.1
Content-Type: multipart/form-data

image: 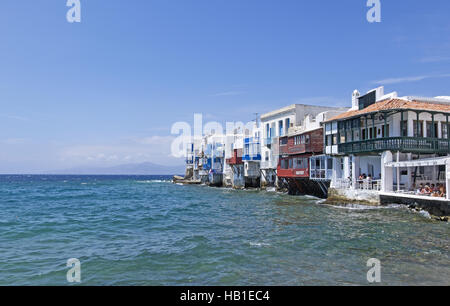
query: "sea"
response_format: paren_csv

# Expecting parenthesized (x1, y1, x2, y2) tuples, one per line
(0, 175, 448, 285)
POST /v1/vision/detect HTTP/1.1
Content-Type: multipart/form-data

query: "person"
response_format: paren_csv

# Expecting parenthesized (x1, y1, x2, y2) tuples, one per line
(423, 184, 432, 195)
(434, 184, 440, 193)
(420, 184, 428, 195)
(439, 184, 446, 198)
(431, 184, 440, 197)
(416, 183, 424, 194)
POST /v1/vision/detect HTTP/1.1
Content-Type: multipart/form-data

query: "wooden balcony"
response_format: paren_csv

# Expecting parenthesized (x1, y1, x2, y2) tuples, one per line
(338, 137, 450, 155)
(226, 149, 243, 165)
(277, 167, 309, 178)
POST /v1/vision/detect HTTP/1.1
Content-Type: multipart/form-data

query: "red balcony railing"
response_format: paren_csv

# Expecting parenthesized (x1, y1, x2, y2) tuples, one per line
(277, 167, 309, 178)
(226, 149, 243, 165)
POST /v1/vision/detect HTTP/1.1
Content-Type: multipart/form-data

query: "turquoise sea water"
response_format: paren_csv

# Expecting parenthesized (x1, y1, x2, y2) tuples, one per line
(0, 175, 448, 286)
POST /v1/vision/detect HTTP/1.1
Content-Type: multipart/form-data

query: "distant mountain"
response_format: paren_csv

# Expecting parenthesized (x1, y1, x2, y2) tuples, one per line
(47, 162, 185, 175)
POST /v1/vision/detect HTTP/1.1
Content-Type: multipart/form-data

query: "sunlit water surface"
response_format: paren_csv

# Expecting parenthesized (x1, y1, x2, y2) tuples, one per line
(0, 175, 448, 285)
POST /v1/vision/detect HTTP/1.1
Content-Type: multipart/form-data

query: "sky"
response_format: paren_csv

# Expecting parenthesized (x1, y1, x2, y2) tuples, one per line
(0, 0, 450, 173)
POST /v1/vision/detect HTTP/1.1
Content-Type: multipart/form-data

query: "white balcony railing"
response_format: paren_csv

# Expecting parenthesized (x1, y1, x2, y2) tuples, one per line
(334, 178, 381, 191)
(260, 160, 277, 169)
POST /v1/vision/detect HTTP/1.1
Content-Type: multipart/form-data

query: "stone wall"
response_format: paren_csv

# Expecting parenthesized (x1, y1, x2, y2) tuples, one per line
(380, 195, 450, 217)
(326, 188, 380, 206)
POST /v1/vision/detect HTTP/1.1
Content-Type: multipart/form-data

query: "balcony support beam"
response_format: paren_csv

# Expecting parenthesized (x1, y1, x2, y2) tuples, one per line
(381, 151, 393, 192)
(372, 115, 375, 139)
(385, 112, 389, 138)
(416, 112, 420, 137)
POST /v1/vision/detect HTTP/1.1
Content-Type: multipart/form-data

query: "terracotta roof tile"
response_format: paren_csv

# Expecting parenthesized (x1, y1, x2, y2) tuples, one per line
(326, 99, 450, 122)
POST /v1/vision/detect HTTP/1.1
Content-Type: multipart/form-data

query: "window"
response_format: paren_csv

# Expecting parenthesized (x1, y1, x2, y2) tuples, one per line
(425, 122, 438, 138)
(332, 135, 337, 145)
(413, 120, 423, 137)
(443, 123, 450, 139)
(400, 120, 408, 137)
(296, 158, 308, 169)
(289, 158, 293, 169)
(327, 158, 333, 170)
(381, 124, 390, 138)
(305, 135, 310, 144)
(346, 130, 352, 142)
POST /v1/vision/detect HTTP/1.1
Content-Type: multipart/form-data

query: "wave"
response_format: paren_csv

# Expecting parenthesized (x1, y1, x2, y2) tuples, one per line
(136, 180, 170, 184)
(248, 242, 271, 247)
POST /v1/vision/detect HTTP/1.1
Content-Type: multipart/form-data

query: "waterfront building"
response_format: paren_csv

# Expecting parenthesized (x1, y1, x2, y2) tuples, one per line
(260, 104, 343, 188)
(243, 122, 262, 188)
(277, 110, 348, 198)
(325, 86, 450, 207)
(203, 134, 226, 187)
(186, 136, 207, 183)
(225, 130, 245, 188)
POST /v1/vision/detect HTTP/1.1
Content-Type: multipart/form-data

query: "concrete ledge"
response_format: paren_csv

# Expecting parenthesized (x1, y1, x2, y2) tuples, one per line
(380, 193, 450, 217)
(326, 188, 380, 206)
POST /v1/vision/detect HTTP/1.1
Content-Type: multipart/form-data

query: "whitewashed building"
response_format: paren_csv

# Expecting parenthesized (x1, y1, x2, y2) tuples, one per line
(325, 86, 450, 203)
(260, 104, 348, 188)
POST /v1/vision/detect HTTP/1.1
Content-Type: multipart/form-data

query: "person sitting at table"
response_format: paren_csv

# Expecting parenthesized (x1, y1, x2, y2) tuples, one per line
(431, 184, 440, 197)
(439, 185, 446, 198)
(416, 183, 424, 194)
(422, 184, 432, 195)
(367, 174, 372, 181)
(420, 184, 427, 195)
(358, 174, 364, 180)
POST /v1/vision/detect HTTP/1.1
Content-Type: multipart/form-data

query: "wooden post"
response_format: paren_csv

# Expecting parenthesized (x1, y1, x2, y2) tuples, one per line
(385, 112, 388, 138)
(400, 111, 404, 137)
(365, 116, 368, 140)
(397, 151, 401, 192)
(447, 160, 450, 200)
(416, 112, 420, 137)
(372, 115, 375, 139)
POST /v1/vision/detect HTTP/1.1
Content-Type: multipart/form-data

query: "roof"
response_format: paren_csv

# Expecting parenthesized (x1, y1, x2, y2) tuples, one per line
(326, 98, 450, 122)
(260, 104, 297, 120)
(385, 156, 450, 168)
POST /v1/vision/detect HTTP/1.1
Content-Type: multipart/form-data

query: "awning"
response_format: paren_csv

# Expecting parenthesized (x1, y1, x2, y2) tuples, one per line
(385, 156, 450, 168)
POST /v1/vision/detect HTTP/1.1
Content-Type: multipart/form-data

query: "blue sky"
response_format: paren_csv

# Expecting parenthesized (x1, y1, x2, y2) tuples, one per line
(0, 0, 449, 173)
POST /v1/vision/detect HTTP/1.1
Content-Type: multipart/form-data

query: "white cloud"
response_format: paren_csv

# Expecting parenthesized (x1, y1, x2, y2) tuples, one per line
(211, 91, 246, 97)
(58, 135, 180, 166)
(1, 138, 29, 145)
(372, 73, 450, 85)
(419, 56, 450, 63)
(0, 114, 29, 121)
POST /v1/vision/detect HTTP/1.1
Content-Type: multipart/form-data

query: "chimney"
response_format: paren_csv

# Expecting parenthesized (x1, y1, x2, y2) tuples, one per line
(352, 90, 360, 110)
